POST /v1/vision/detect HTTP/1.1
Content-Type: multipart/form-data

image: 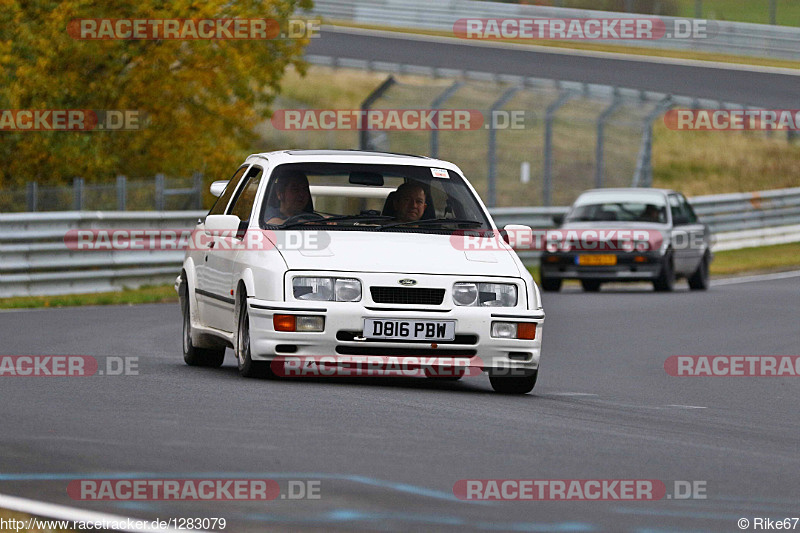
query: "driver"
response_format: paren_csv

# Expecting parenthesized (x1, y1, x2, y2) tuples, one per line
(265, 171, 312, 224)
(392, 181, 427, 223)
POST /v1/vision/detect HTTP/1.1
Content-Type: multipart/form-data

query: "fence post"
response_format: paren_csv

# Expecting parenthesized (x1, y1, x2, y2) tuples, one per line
(116, 175, 127, 211)
(73, 177, 84, 210)
(770, 0, 777, 25)
(543, 89, 574, 206)
(359, 76, 396, 151)
(26, 182, 38, 212)
(155, 173, 165, 210)
(430, 80, 463, 158)
(695, 0, 702, 19)
(487, 85, 521, 208)
(632, 96, 672, 188)
(193, 172, 204, 209)
(595, 89, 622, 189)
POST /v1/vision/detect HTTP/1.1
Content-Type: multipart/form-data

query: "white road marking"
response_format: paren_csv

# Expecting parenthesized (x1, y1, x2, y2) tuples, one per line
(666, 404, 707, 409)
(712, 270, 800, 286)
(0, 493, 199, 533)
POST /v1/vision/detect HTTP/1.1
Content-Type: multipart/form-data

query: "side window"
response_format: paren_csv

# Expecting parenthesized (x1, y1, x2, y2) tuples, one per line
(229, 166, 264, 221)
(680, 195, 698, 223)
(208, 165, 249, 216)
(669, 195, 690, 225)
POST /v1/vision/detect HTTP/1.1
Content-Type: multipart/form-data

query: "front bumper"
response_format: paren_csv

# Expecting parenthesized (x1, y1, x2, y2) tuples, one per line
(246, 298, 544, 375)
(541, 252, 664, 281)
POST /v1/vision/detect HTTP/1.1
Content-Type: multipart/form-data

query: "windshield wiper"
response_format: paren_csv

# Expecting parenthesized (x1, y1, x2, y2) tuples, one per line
(279, 214, 393, 229)
(378, 218, 483, 230)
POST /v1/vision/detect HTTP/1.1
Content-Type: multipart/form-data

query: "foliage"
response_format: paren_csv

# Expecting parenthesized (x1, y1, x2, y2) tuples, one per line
(0, 0, 312, 187)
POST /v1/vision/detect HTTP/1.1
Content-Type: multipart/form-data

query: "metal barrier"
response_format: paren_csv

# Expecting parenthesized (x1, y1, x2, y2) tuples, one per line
(1, 187, 798, 297)
(308, 0, 800, 61)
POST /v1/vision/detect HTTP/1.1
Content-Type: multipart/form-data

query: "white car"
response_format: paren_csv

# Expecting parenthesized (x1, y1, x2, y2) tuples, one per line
(175, 150, 544, 394)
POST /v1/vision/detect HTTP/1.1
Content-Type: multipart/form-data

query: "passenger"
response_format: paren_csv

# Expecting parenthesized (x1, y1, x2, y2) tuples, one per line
(392, 181, 427, 223)
(265, 171, 312, 224)
(640, 204, 664, 223)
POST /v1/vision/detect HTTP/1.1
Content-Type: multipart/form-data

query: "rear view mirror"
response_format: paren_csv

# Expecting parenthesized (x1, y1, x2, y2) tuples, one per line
(209, 180, 229, 197)
(552, 214, 565, 226)
(204, 214, 241, 236)
(349, 171, 384, 186)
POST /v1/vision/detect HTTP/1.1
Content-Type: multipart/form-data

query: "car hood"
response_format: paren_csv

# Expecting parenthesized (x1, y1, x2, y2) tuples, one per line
(557, 221, 669, 231)
(276, 231, 522, 276)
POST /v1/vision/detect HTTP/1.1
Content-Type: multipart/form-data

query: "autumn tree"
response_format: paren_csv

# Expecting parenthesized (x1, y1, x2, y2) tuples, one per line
(0, 0, 313, 188)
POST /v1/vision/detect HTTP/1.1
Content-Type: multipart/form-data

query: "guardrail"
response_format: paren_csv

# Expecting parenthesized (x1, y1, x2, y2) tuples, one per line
(308, 0, 800, 61)
(1, 187, 798, 297)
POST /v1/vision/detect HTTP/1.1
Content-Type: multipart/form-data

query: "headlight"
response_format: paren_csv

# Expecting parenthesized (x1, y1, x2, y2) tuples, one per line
(453, 282, 517, 307)
(334, 278, 362, 302)
(293, 277, 361, 302)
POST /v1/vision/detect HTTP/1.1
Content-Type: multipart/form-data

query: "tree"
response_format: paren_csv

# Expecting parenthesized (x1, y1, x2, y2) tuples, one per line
(0, 0, 313, 188)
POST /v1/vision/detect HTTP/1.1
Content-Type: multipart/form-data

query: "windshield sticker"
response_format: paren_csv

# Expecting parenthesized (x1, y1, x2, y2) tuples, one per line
(431, 168, 450, 179)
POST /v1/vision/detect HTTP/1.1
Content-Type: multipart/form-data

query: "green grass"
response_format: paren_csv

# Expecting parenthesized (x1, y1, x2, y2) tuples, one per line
(0, 284, 178, 310)
(674, 0, 800, 26)
(708, 241, 800, 275)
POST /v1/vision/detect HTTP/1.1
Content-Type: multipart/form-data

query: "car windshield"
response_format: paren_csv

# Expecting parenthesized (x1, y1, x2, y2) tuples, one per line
(259, 162, 491, 232)
(566, 192, 668, 223)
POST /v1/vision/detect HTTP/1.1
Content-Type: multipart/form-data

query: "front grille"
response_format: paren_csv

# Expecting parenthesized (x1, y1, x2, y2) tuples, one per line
(370, 287, 445, 305)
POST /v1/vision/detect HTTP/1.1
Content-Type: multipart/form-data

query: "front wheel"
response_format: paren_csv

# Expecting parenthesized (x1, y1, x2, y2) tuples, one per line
(489, 370, 538, 394)
(688, 251, 710, 291)
(236, 301, 273, 379)
(653, 253, 675, 292)
(540, 275, 562, 292)
(181, 285, 225, 367)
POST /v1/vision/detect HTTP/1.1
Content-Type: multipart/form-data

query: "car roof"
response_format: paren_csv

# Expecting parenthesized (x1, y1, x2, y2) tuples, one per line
(243, 150, 462, 172)
(577, 187, 677, 196)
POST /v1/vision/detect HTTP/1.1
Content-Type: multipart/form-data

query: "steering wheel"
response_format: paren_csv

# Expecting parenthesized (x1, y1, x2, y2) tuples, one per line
(281, 212, 325, 225)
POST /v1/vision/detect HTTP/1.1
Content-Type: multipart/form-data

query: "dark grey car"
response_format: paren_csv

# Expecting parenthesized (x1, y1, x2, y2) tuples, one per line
(540, 188, 712, 292)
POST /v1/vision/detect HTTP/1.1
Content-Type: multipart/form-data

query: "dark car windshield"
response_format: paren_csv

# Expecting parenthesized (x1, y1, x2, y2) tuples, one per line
(259, 162, 491, 233)
(566, 192, 668, 223)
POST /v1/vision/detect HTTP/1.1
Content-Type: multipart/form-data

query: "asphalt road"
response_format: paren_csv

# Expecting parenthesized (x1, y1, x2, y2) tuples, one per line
(307, 27, 800, 108)
(1, 274, 798, 531)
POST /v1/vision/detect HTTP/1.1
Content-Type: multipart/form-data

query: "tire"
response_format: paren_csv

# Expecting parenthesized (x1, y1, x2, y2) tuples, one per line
(688, 251, 710, 291)
(540, 275, 562, 292)
(489, 370, 538, 394)
(181, 284, 225, 367)
(236, 299, 273, 379)
(581, 279, 601, 292)
(653, 252, 676, 292)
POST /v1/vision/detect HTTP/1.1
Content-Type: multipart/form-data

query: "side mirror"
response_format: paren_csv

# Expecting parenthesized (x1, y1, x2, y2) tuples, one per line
(209, 180, 229, 197)
(204, 214, 241, 236)
(552, 214, 565, 226)
(503, 224, 532, 247)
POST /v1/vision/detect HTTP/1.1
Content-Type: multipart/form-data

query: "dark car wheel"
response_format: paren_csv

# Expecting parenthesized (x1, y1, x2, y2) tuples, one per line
(236, 299, 274, 379)
(490, 370, 538, 394)
(653, 252, 676, 292)
(181, 284, 225, 367)
(581, 279, 601, 292)
(540, 275, 562, 292)
(688, 251, 710, 291)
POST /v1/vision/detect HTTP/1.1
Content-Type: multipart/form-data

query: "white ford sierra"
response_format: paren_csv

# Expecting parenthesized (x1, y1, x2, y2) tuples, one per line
(176, 150, 544, 393)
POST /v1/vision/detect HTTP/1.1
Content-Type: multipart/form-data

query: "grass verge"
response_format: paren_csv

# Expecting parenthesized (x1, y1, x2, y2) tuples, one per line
(0, 509, 79, 532)
(0, 284, 178, 310)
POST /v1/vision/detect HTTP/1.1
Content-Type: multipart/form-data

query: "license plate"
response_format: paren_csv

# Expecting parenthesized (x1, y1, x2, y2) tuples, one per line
(577, 254, 617, 266)
(364, 319, 456, 341)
